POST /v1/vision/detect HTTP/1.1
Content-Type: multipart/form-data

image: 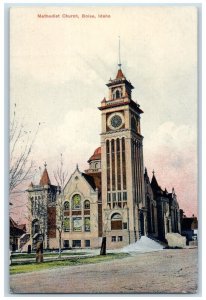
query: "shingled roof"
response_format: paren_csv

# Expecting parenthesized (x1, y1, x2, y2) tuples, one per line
(39, 167, 51, 186)
(116, 68, 125, 79)
(82, 173, 96, 191)
(151, 173, 162, 193)
(10, 217, 26, 237)
(88, 147, 101, 162)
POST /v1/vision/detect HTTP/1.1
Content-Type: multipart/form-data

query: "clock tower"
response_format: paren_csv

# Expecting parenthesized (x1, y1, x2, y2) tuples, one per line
(99, 66, 146, 248)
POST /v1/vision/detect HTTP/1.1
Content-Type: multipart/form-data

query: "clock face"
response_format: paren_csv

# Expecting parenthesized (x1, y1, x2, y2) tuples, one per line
(110, 115, 122, 128)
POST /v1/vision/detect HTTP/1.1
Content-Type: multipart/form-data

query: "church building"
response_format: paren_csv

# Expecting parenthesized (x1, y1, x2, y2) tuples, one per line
(26, 64, 181, 250)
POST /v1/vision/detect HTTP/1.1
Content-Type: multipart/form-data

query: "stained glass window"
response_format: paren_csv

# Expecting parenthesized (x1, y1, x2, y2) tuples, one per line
(73, 217, 82, 231)
(64, 217, 70, 232)
(84, 217, 90, 232)
(64, 201, 70, 210)
(84, 200, 90, 209)
(72, 194, 81, 209)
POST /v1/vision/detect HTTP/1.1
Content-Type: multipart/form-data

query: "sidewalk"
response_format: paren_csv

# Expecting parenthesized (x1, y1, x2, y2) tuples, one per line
(11, 252, 98, 264)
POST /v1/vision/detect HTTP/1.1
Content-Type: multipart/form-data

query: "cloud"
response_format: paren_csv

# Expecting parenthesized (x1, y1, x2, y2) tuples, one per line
(144, 122, 197, 216)
(32, 107, 101, 175)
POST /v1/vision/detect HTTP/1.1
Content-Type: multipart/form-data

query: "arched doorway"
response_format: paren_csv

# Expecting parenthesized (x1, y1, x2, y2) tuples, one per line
(111, 213, 122, 230)
(139, 210, 145, 236)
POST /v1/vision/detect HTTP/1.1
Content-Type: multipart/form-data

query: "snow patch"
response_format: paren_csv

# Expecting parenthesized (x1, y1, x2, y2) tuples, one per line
(120, 236, 164, 253)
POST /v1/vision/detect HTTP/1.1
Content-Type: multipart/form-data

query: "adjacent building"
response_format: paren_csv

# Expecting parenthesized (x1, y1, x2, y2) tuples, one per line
(10, 217, 26, 251)
(181, 214, 198, 244)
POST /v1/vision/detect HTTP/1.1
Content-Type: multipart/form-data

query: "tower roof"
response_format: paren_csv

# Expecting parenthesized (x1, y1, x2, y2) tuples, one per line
(116, 68, 125, 79)
(88, 147, 101, 162)
(151, 171, 162, 192)
(106, 68, 134, 89)
(39, 165, 51, 186)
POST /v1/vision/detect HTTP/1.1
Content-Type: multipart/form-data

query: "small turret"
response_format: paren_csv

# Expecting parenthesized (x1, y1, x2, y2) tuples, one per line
(39, 162, 51, 186)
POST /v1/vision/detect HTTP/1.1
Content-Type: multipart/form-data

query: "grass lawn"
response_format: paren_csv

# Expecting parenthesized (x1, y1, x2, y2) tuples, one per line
(11, 252, 88, 259)
(10, 253, 129, 275)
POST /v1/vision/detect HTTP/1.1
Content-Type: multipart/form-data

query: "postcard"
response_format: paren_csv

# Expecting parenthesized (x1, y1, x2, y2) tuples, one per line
(9, 5, 198, 294)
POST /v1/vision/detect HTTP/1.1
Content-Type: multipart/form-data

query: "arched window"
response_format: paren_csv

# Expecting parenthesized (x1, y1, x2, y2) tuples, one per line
(64, 201, 70, 211)
(72, 194, 81, 210)
(122, 138, 126, 190)
(116, 90, 120, 99)
(84, 200, 90, 210)
(116, 139, 121, 190)
(64, 217, 70, 232)
(84, 217, 90, 232)
(111, 213, 122, 230)
(111, 139, 115, 190)
(131, 116, 137, 131)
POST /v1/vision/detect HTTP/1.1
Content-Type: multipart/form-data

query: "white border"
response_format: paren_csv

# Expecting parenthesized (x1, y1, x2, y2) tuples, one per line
(1, 0, 205, 299)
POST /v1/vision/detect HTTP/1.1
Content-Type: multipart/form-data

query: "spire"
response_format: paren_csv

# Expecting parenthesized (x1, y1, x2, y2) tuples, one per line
(116, 36, 125, 79)
(116, 69, 125, 79)
(118, 36, 121, 69)
(39, 162, 51, 186)
(151, 170, 161, 192)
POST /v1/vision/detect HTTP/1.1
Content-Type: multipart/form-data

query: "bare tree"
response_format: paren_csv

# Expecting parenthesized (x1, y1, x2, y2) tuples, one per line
(9, 103, 40, 196)
(54, 153, 68, 257)
(25, 191, 48, 250)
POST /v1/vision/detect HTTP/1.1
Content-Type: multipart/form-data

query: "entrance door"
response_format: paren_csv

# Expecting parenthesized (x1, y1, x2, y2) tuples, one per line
(139, 210, 145, 236)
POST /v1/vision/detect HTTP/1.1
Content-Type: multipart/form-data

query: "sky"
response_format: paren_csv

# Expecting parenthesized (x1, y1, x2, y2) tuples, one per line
(9, 5, 198, 222)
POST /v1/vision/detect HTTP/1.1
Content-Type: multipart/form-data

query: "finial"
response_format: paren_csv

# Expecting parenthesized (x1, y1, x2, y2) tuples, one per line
(152, 169, 155, 176)
(44, 162, 47, 168)
(118, 36, 122, 69)
(76, 163, 79, 170)
(145, 167, 148, 175)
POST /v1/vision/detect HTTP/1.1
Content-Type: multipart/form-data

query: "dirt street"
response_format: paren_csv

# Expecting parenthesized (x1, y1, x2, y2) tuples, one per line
(10, 248, 198, 294)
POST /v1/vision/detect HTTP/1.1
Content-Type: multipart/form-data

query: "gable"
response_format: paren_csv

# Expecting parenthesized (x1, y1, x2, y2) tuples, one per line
(63, 168, 97, 197)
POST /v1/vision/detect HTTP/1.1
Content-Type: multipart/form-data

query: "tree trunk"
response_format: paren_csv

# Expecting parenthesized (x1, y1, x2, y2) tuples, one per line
(58, 231, 62, 258)
(100, 236, 106, 255)
(36, 241, 43, 263)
